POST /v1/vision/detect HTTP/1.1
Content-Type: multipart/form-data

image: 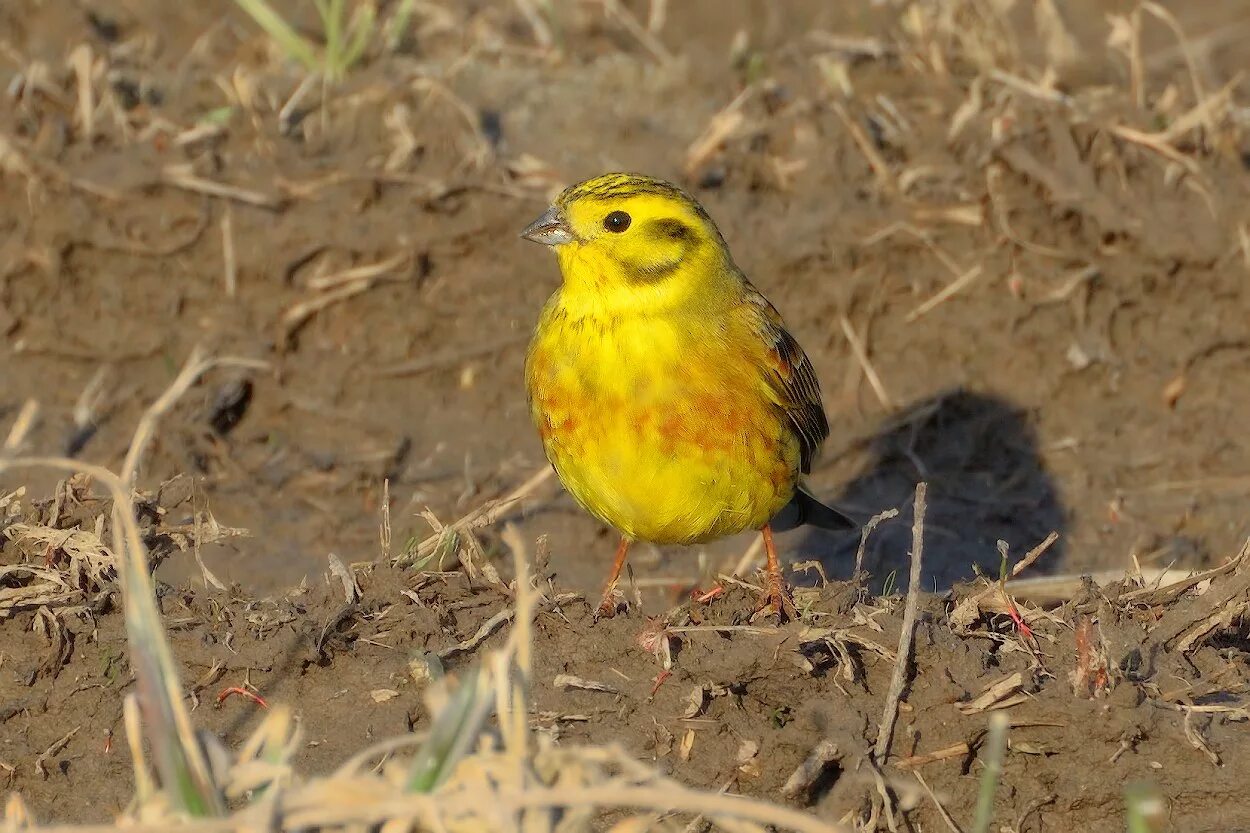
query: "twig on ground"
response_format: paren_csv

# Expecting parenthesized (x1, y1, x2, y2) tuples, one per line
(119, 348, 269, 487)
(69, 45, 95, 142)
(33, 726, 80, 779)
(864, 756, 898, 832)
(958, 672, 1028, 715)
(215, 687, 268, 710)
(862, 222, 965, 278)
(986, 68, 1072, 105)
(1146, 537, 1250, 651)
(220, 207, 237, 298)
(601, 0, 674, 64)
(913, 771, 963, 833)
(895, 742, 972, 771)
(948, 532, 1059, 627)
(553, 675, 622, 695)
(161, 165, 284, 209)
(839, 315, 894, 410)
(437, 606, 515, 661)
(513, 0, 554, 49)
(1120, 545, 1247, 605)
(413, 466, 556, 565)
(1107, 124, 1203, 177)
(278, 279, 372, 347)
(781, 740, 840, 798)
(1140, 2, 1213, 134)
(832, 101, 896, 193)
(435, 591, 580, 662)
(3, 399, 38, 451)
(874, 482, 926, 763)
(684, 88, 751, 178)
(853, 508, 901, 578)
(905, 266, 984, 322)
(1181, 708, 1220, 766)
(305, 252, 410, 291)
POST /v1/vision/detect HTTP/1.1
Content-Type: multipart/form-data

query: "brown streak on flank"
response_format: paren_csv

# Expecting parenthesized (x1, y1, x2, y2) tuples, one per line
(533, 386, 563, 409)
(598, 394, 627, 415)
(602, 391, 747, 458)
(693, 393, 754, 443)
(654, 412, 691, 456)
(527, 350, 555, 392)
(768, 462, 791, 491)
(693, 430, 730, 455)
(657, 414, 685, 442)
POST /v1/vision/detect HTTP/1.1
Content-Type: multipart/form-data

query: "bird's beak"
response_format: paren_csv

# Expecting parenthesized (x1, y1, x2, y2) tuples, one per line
(520, 205, 574, 246)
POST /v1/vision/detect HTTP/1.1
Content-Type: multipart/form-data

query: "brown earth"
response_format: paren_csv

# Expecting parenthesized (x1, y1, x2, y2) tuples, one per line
(3, 481, 1250, 830)
(3, 0, 1250, 830)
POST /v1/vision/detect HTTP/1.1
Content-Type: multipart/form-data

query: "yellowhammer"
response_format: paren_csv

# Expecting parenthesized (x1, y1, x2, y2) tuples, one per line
(521, 173, 852, 622)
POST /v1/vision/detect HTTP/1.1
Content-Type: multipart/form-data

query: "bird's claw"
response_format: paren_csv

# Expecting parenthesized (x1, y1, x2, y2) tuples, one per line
(753, 580, 799, 624)
(594, 587, 625, 620)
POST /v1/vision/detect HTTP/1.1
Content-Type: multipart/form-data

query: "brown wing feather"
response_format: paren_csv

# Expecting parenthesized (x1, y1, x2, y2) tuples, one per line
(745, 289, 829, 473)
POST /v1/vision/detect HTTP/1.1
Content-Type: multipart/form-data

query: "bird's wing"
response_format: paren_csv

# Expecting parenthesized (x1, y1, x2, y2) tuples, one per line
(744, 288, 830, 473)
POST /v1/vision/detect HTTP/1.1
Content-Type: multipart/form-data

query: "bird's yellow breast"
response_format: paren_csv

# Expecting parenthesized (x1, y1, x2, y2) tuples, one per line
(525, 297, 801, 545)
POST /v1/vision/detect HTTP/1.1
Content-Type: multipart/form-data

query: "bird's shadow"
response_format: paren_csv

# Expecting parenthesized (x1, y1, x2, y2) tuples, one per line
(793, 388, 1067, 593)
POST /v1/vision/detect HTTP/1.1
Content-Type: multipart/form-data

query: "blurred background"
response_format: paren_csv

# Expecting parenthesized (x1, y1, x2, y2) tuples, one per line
(2, 0, 1249, 600)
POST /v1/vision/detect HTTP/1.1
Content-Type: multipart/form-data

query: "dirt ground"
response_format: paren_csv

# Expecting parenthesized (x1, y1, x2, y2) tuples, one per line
(4, 481, 1250, 830)
(3, 0, 1250, 830)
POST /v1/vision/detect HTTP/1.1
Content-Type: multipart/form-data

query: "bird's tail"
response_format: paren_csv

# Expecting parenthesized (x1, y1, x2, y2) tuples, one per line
(771, 484, 855, 533)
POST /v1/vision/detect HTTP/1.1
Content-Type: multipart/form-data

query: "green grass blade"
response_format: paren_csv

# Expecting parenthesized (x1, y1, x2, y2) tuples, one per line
(233, 0, 322, 72)
(1126, 782, 1164, 833)
(406, 666, 495, 793)
(320, 0, 345, 78)
(385, 0, 415, 50)
(971, 712, 1008, 833)
(122, 694, 155, 806)
(117, 499, 225, 816)
(339, 4, 377, 75)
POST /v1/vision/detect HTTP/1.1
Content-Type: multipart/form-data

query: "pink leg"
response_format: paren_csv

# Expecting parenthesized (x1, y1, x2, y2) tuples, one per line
(756, 524, 798, 622)
(596, 537, 631, 618)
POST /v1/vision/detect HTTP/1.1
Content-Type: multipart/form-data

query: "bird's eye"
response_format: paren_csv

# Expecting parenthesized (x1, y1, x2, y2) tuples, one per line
(603, 210, 631, 233)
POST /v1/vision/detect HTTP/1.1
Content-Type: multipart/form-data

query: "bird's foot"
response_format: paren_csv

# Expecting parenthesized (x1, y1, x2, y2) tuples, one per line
(594, 586, 625, 620)
(752, 578, 799, 624)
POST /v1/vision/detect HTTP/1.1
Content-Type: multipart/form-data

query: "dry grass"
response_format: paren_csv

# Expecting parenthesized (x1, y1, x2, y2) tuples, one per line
(4, 0, 1250, 830)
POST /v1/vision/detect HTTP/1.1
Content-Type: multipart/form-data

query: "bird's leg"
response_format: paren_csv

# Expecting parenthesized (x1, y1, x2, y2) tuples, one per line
(595, 537, 632, 619)
(755, 524, 798, 623)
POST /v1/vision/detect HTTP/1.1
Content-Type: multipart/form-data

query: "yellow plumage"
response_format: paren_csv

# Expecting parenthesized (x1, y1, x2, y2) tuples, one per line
(521, 173, 844, 620)
(528, 280, 801, 545)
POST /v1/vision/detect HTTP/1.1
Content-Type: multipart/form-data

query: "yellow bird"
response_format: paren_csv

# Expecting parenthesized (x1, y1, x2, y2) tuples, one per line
(521, 173, 851, 621)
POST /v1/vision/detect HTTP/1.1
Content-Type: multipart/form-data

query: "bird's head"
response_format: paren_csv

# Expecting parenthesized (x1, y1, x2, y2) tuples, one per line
(521, 173, 737, 311)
